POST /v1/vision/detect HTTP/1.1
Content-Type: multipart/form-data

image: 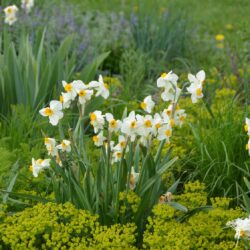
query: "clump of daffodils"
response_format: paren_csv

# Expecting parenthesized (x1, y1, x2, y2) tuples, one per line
(227, 217, 250, 243)
(3, 1, 34, 26)
(35, 70, 205, 190)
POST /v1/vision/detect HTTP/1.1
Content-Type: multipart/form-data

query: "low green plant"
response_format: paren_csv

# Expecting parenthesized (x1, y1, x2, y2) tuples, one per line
(143, 181, 245, 249)
(0, 202, 137, 249)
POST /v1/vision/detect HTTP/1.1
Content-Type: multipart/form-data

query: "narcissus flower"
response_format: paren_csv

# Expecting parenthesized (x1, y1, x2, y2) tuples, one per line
(44, 137, 57, 156)
(92, 131, 106, 147)
(56, 140, 71, 152)
(21, 0, 34, 13)
(89, 75, 109, 99)
(187, 70, 205, 103)
(129, 167, 139, 190)
(90, 110, 105, 133)
(105, 113, 121, 132)
(39, 100, 63, 126)
(152, 113, 162, 135)
(74, 80, 93, 105)
(136, 114, 153, 137)
(60, 92, 72, 109)
(157, 124, 172, 142)
(157, 71, 180, 102)
(140, 95, 155, 113)
(29, 158, 50, 177)
(121, 111, 138, 141)
(112, 150, 123, 163)
(62, 81, 77, 101)
(113, 135, 127, 152)
(244, 118, 250, 135)
(227, 217, 250, 243)
(4, 5, 18, 25)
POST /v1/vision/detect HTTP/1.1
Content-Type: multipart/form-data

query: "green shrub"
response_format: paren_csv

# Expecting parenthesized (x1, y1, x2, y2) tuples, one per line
(0, 202, 137, 250)
(143, 181, 245, 249)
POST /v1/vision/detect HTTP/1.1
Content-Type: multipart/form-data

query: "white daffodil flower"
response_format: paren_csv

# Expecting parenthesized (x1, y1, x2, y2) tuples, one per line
(152, 113, 162, 136)
(21, 0, 34, 13)
(29, 158, 50, 178)
(56, 140, 71, 152)
(92, 131, 106, 147)
(62, 81, 77, 101)
(246, 139, 250, 155)
(89, 75, 109, 99)
(175, 109, 187, 127)
(90, 110, 105, 133)
(4, 5, 18, 25)
(245, 118, 250, 136)
(44, 137, 57, 156)
(162, 105, 175, 127)
(105, 113, 122, 133)
(140, 95, 155, 113)
(157, 124, 172, 142)
(187, 70, 205, 103)
(129, 167, 139, 190)
(113, 135, 127, 152)
(157, 71, 180, 102)
(121, 111, 138, 141)
(60, 92, 72, 109)
(227, 217, 250, 243)
(74, 80, 93, 105)
(112, 150, 123, 163)
(39, 100, 63, 126)
(104, 141, 114, 155)
(136, 114, 153, 137)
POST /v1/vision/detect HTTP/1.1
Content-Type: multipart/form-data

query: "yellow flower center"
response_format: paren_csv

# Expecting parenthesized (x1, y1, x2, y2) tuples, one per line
(166, 110, 172, 116)
(196, 88, 202, 96)
(155, 123, 161, 129)
(29, 165, 33, 172)
(90, 113, 97, 121)
(44, 107, 53, 116)
(161, 72, 167, 78)
(159, 195, 166, 203)
(110, 119, 117, 128)
(246, 144, 249, 150)
(7, 8, 12, 14)
(244, 124, 248, 132)
(240, 230, 246, 237)
(37, 159, 43, 164)
(179, 115, 185, 122)
(130, 121, 137, 129)
(175, 104, 180, 110)
(144, 120, 152, 128)
(92, 136, 99, 142)
(140, 102, 147, 110)
(64, 83, 72, 92)
(79, 90, 86, 97)
(120, 141, 126, 148)
(61, 141, 67, 148)
(116, 152, 122, 158)
(44, 138, 50, 144)
(165, 129, 172, 137)
(104, 83, 109, 89)
(59, 95, 64, 103)
(170, 119, 175, 127)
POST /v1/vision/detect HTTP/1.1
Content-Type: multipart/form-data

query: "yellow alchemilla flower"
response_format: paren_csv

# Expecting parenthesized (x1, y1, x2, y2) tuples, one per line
(4, 5, 18, 25)
(56, 140, 71, 152)
(215, 34, 225, 42)
(39, 100, 63, 126)
(140, 95, 155, 113)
